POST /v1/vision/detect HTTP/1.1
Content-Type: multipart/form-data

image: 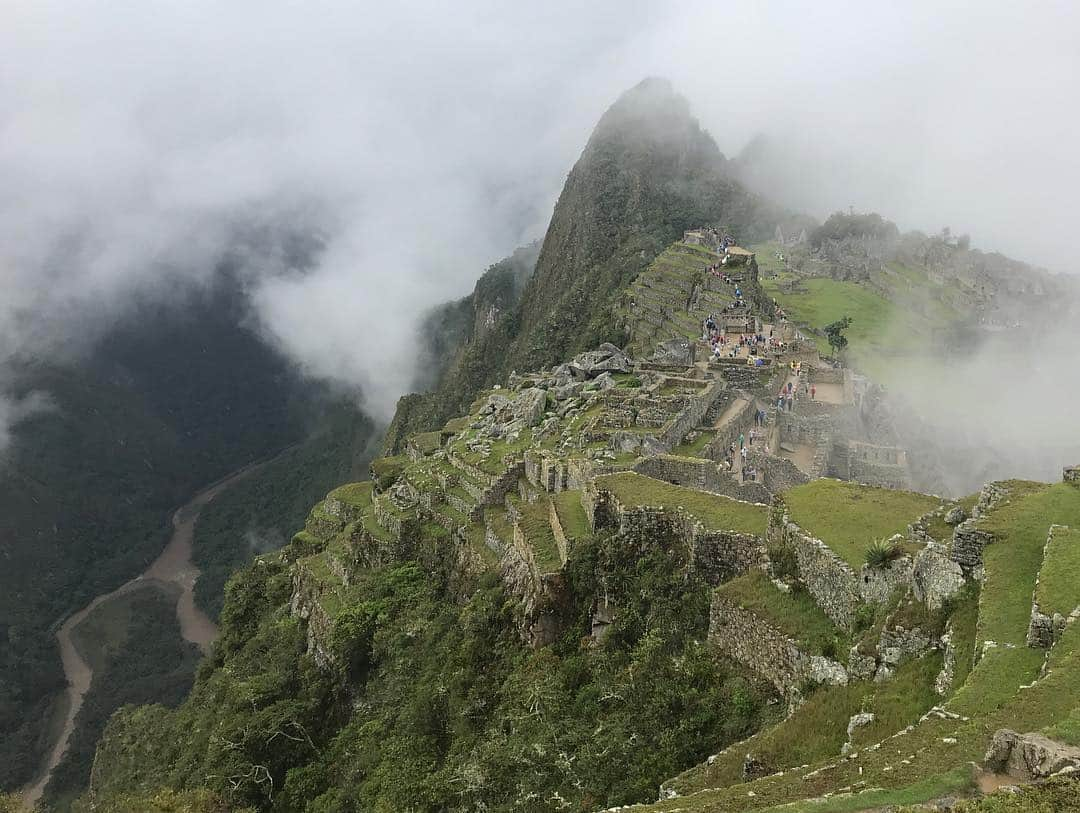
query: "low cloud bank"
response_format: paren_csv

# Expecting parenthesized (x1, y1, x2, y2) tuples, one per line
(882, 324, 1080, 495)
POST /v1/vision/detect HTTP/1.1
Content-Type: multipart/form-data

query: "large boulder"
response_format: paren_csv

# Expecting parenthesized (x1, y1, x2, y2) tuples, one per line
(511, 387, 548, 426)
(650, 338, 695, 366)
(568, 344, 631, 379)
(985, 730, 1080, 778)
(912, 542, 966, 611)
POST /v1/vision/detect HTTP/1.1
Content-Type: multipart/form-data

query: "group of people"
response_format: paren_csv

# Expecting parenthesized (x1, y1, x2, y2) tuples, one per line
(721, 429, 762, 483)
(776, 376, 816, 412)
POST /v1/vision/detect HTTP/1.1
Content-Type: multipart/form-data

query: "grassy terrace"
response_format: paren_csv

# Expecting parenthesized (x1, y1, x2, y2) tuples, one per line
(595, 471, 767, 535)
(328, 481, 373, 508)
(509, 495, 562, 573)
(977, 480, 1080, 646)
(782, 479, 939, 570)
(553, 490, 589, 541)
(1035, 524, 1080, 618)
(370, 455, 407, 488)
(410, 430, 442, 454)
(453, 429, 534, 475)
(484, 508, 513, 547)
(716, 571, 846, 658)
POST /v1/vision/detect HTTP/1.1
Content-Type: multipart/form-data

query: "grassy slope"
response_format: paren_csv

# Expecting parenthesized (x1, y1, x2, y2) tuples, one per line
(1035, 525, 1080, 618)
(754, 245, 965, 381)
(782, 479, 939, 569)
(976, 481, 1080, 647)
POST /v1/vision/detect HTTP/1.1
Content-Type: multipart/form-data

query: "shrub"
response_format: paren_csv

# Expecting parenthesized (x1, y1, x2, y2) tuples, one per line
(865, 540, 903, 569)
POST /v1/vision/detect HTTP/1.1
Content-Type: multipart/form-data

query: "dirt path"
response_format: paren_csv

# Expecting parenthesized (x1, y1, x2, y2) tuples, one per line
(21, 453, 286, 808)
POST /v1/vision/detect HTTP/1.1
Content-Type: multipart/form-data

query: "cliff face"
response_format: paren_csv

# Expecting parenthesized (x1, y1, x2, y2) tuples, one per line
(386, 78, 776, 449)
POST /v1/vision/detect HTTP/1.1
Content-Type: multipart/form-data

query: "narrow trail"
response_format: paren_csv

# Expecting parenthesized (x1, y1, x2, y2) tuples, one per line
(21, 451, 288, 808)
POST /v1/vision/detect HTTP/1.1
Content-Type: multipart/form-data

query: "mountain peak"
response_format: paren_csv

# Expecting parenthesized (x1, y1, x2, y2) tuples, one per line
(592, 76, 698, 146)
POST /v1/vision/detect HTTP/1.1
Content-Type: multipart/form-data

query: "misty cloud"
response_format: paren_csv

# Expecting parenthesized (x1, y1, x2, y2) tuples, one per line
(2, 1, 1079, 431)
(0, 391, 55, 454)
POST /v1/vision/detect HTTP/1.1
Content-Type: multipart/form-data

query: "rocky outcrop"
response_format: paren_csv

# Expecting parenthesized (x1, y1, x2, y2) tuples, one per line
(984, 729, 1080, 779)
(649, 338, 695, 366)
(912, 541, 966, 611)
(568, 343, 632, 379)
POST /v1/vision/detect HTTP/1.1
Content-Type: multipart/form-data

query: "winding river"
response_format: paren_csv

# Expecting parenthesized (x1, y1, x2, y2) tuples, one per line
(21, 458, 277, 808)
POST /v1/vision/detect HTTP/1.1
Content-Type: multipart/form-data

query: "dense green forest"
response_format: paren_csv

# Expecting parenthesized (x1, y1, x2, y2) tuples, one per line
(85, 526, 775, 812)
(193, 402, 376, 618)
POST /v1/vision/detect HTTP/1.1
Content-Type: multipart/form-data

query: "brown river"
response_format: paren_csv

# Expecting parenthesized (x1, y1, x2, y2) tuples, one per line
(21, 459, 275, 808)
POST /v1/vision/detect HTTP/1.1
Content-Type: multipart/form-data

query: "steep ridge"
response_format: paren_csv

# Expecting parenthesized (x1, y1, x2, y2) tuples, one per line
(386, 78, 779, 449)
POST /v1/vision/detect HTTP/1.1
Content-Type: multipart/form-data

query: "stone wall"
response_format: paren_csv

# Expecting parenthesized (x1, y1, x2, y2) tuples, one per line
(1027, 525, 1072, 649)
(777, 412, 833, 448)
(547, 497, 571, 564)
(951, 520, 994, 573)
(859, 554, 914, 605)
(709, 595, 804, 696)
(709, 594, 848, 698)
(584, 486, 767, 587)
(658, 379, 726, 450)
(768, 510, 862, 630)
(500, 525, 571, 648)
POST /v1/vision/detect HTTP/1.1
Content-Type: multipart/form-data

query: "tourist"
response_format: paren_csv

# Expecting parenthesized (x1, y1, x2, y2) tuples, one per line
(811, 385, 816, 400)
(738, 432, 745, 450)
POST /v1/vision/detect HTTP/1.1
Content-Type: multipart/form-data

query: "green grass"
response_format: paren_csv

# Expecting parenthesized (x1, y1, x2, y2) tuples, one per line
(1044, 705, 1080, 747)
(360, 504, 392, 543)
(756, 767, 973, 813)
(717, 572, 846, 658)
(484, 508, 513, 547)
(465, 523, 499, 566)
(455, 430, 534, 475)
(1034, 525, 1080, 618)
(553, 490, 590, 540)
(511, 496, 562, 573)
(596, 472, 767, 535)
(977, 481, 1080, 646)
(944, 583, 980, 696)
(667, 681, 869, 795)
(782, 480, 939, 570)
(370, 456, 407, 489)
(847, 652, 943, 750)
(672, 430, 716, 458)
(327, 481, 374, 508)
(638, 591, 1080, 813)
(412, 430, 443, 453)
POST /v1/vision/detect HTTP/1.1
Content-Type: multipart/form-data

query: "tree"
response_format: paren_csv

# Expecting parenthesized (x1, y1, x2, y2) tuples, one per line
(823, 317, 852, 358)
